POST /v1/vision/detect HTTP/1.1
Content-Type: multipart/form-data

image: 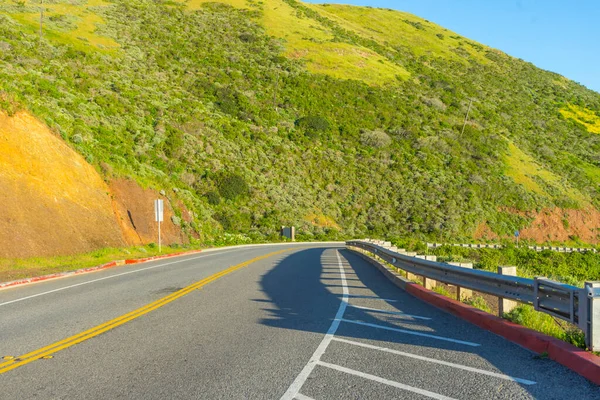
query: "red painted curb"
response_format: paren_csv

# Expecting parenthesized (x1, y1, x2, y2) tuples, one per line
(0, 250, 202, 290)
(404, 279, 600, 385)
(124, 249, 202, 264)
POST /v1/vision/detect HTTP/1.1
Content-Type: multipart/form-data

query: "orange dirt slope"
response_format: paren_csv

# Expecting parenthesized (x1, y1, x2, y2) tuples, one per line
(0, 111, 126, 257)
(110, 178, 190, 246)
(0, 111, 189, 258)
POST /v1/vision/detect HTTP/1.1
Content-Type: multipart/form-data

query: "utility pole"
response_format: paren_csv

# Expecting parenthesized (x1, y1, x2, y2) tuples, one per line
(460, 98, 473, 135)
(273, 69, 279, 111)
(39, 0, 44, 42)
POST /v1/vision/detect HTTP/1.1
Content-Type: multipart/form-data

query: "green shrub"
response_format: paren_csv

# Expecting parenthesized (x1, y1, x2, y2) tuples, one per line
(295, 116, 330, 136)
(217, 173, 249, 200)
(206, 190, 221, 205)
(505, 305, 586, 349)
(360, 129, 392, 148)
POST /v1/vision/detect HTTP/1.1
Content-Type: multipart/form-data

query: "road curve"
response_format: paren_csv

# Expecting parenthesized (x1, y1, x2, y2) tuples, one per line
(0, 245, 598, 399)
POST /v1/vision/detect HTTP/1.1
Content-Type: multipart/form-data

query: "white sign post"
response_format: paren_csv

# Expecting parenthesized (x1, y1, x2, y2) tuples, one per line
(155, 199, 164, 253)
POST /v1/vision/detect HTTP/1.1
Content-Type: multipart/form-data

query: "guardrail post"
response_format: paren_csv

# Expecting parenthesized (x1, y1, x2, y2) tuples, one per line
(404, 254, 420, 282)
(449, 262, 473, 300)
(582, 282, 600, 351)
(498, 266, 518, 316)
(422, 256, 438, 290)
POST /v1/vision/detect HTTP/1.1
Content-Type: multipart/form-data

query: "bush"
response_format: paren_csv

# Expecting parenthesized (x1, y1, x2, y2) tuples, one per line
(239, 32, 257, 43)
(295, 116, 330, 136)
(360, 130, 391, 148)
(206, 190, 221, 205)
(217, 173, 249, 200)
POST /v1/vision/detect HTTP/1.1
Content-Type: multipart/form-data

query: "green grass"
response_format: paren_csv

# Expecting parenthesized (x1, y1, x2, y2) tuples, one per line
(505, 305, 586, 349)
(310, 3, 492, 65)
(179, 0, 408, 85)
(8, 0, 119, 51)
(0, 231, 271, 283)
(0, 244, 196, 283)
(560, 104, 600, 134)
(504, 141, 588, 207)
(464, 295, 492, 313)
(432, 285, 451, 297)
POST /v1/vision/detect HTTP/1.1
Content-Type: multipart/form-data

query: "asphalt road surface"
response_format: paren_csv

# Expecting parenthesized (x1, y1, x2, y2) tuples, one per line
(0, 244, 598, 399)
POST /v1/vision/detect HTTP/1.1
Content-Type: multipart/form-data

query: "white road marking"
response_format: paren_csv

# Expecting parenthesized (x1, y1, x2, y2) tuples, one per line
(347, 304, 432, 320)
(346, 295, 397, 301)
(295, 394, 315, 400)
(332, 338, 536, 385)
(0, 249, 244, 307)
(280, 250, 349, 400)
(340, 319, 481, 347)
(316, 361, 457, 400)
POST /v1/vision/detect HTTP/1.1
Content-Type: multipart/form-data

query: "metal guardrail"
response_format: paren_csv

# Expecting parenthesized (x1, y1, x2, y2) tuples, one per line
(427, 242, 597, 253)
(346, 239, 600, 351)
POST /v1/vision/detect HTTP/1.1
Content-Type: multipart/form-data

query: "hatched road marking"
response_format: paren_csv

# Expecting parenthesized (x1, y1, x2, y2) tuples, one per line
(294, 394, 315, 400)
(280, 251, 349, 400)
(339, 319, 481, 347)
(280, 249, 493, 400)
(331, 338, 536, 385)
(347, 304, 432, 320)
(317, 361, 457, 400)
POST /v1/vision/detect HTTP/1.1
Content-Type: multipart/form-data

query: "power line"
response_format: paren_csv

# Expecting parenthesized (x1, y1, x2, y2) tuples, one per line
(460, 98, 473, 135)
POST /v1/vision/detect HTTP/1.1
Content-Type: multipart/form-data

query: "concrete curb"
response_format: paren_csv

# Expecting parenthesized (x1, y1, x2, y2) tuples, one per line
(0, 249, 203, 291)
(347, 248, 600, 386)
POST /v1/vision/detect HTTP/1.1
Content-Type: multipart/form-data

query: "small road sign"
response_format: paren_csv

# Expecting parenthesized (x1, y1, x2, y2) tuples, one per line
(155, 199, 164, 222)
(155, 199, 164, 252)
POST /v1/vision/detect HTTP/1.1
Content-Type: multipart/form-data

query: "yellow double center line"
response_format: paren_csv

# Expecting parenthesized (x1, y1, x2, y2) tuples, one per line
(0, 248, 293, 375)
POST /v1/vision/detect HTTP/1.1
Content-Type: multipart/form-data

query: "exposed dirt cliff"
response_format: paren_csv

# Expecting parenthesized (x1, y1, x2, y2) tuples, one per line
(0, 111, 189, 258)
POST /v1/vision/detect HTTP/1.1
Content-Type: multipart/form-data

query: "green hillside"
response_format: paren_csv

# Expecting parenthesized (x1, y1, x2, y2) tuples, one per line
(1, 0, 600, 243)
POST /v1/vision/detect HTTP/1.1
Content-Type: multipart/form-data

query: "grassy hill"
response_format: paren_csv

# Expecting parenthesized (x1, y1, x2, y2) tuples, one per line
(1, 0, 600, 246)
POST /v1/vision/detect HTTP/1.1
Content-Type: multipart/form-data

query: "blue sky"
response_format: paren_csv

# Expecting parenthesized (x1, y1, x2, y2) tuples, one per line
(304, 0, 599, 93)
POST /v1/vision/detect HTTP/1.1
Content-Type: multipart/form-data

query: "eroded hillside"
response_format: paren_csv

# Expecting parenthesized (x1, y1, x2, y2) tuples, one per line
(0, 111, 124, 257)
(1, 0, 600, 254)
(0, 111, 188, 257)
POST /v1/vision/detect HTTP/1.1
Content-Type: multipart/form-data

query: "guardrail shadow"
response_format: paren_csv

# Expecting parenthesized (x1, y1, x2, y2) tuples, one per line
(255, 247, 598, 396)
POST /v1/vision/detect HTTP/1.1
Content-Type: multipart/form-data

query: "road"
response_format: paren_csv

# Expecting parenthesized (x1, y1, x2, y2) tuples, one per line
(0, 244, 598, 399)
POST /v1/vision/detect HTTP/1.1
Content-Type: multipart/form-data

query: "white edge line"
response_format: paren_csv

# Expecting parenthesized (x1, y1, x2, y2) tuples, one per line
(294, 394, 315, 400)
(280, 250, 349, 400)
(316, 361, 457, 400)
(331, 338, 536, 385)
(340, 319, 481, 347)
(347, 304, 432, 320)
(0, 248, 246, 308)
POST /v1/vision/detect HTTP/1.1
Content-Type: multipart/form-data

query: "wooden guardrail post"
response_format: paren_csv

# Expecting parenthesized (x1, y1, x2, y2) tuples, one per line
(422, 256, 438, 290)
(449, 262, 473, 300)
(498, 266, 518, 316)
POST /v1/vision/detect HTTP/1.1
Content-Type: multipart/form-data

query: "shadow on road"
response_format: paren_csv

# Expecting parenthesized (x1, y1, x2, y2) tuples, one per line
(255, 247, 598, 397)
